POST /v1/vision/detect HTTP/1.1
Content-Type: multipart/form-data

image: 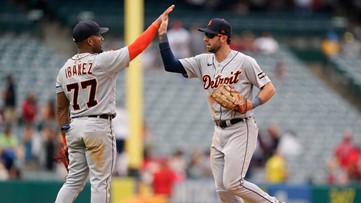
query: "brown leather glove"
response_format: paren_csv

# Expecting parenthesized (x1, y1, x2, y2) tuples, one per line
(211, 84, 247, 114)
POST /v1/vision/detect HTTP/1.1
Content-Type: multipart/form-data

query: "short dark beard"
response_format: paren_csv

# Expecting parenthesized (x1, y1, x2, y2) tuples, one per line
(208, 44, 221, 53)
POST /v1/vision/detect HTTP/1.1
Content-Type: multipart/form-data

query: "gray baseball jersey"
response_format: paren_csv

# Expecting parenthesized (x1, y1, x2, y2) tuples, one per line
(56, 48, 130, 118)
(55, 48, 129, 203)
(179, 50, 280, 203)
(180, 50, 270, 120)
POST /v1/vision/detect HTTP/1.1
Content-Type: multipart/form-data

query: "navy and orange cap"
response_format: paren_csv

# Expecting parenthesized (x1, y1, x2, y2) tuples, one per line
(198, 18, 232, 38)
(72, 20, 109, 42)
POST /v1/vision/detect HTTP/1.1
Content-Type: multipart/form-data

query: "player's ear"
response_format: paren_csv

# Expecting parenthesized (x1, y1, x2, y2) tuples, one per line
(86, 37, 93, 46)
(220, 35, 227, 43)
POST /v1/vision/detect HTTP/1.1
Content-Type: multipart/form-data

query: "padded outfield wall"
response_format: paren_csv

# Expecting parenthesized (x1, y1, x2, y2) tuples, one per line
(0, 178, 360, 203)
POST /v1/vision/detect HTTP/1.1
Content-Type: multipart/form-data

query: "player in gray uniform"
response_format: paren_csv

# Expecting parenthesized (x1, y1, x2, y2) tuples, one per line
(158, 17, 284, 203)
(55, 5, 174, 203)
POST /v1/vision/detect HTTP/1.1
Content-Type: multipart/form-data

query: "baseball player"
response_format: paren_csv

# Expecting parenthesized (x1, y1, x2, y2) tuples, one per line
(55, 5, 175, 203)
(158, 17, 285, 203)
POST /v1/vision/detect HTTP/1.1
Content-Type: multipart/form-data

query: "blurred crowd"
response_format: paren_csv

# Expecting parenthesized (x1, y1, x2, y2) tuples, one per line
(140, 19, 283, 71)
(321, 30, 361, 58)
(248, 122, 304, 184)
(0, 74, 62, 180)
(21, 0, 361, 17)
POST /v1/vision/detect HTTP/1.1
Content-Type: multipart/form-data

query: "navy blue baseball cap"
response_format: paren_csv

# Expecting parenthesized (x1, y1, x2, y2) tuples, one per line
(72, 20, 109, 42)
(198, 18, 232, 38)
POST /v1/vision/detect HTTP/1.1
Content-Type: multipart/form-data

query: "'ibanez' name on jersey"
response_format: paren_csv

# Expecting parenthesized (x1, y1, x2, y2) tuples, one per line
(65, 62, 94, 79)
(203, 70, 242, 89)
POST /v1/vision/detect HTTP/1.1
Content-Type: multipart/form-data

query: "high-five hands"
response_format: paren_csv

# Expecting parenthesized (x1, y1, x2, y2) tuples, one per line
(157, 4, 175, 36)
(157, 5, 175, 24)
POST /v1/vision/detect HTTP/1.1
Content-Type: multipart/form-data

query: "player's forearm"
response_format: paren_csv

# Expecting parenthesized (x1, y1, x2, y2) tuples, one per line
(252, 82, 276, 109)
(128, 21, 160, 61)
(57, 97, 69, 145)
(56, 92, 70, 128)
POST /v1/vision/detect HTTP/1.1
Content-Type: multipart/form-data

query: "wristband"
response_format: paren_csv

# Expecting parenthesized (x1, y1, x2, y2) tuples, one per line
(159, 33, 168, 43)
(252, 96, 262, 109)
(61, 124, 70, 133)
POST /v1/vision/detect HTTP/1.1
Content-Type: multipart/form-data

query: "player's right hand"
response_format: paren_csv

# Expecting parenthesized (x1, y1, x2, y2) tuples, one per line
(156, 4, 175, 24)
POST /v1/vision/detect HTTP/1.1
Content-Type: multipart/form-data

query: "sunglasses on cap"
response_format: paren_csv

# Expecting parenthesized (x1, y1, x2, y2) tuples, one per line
(205, 33, 221, 39)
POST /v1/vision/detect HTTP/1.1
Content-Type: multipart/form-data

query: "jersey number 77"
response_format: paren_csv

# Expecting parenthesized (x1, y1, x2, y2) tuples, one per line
(66, 78, 98, 110)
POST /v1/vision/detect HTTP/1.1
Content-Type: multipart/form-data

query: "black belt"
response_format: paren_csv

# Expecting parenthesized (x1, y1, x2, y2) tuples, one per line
(214, 117, 250, 128)
(74, 114, 115, 120)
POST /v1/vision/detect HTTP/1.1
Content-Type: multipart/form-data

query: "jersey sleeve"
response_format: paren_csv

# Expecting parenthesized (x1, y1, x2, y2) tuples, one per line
(179, 54, 206, 78)
(243, 55, 270, 89)
(56, 69, 65, 94)
(96, 47, 130, 76)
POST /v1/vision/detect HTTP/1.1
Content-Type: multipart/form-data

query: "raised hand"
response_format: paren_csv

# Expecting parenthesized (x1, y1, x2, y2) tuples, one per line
(158, 14, 169, 35)
(156, 4, 175, 24)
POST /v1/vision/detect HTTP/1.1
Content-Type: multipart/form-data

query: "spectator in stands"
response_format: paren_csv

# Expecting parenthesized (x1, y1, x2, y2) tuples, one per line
(274, 59, 287, 83)
(141, 146, 160, 186)
(167, 20, 191, 59)
(232, 30, 257, 52)
(0, 112, 3, 126)
(168, 148, 187, 182)
(357, 149, 361, 183)
(229, 34, 243, 51)
(347, 146, 361, 183)
(249, 123, 282, 177)
(8, 165, 22, 180)
(334, 129, 357, 170)
(253, 31, 279, 55)
(152, 157, 177, 200)
(265, 149, 287, 184)
(38, 99, 57, 130)
(22, 124, 37, 168)
(21, 92, 38, 126)
(321, 31, 341, 56)
(187, 147, 212, 179)
(41, 124, 57, 171)
(36, 99, 57, 171)
(277, 129, 303, 159)
(0, 161, 8, 180)
(185, 0, 206, 10)
(239, 31, 257, 53)
(294, 0, 313, 15)
(2, 74, 17, 125)
(112, 106, 129, 177)
(258, 123, 282, 162)
(327, 129, 361, 184)
(340, 31, 361, 57)
(201, 149, 212, 177)
(0, 124, 19, 171)
(326, 156, 350, 185)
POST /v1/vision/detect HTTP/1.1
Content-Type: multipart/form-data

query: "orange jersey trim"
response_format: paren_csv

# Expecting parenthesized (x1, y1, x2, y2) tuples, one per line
(128, 21, 160, 61)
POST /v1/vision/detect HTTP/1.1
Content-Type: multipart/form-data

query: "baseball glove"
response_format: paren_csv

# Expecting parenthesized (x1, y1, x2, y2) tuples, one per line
(211, 84, 247, 113)
(54, 146, 69, 172)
